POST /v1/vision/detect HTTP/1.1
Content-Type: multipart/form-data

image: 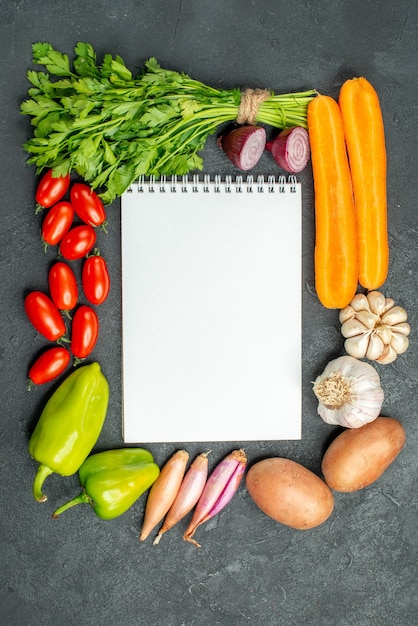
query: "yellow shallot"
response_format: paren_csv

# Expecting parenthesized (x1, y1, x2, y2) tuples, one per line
(139, 449, 189, 542)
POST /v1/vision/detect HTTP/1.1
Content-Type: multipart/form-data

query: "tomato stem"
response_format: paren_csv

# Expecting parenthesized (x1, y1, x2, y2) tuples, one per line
(73, 356, 87, 368)
(57, 336, 71, 346)
(35, 203, 46, 215)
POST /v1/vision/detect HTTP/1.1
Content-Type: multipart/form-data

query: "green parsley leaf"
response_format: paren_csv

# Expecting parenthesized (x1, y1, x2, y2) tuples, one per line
(73, 42, 100, 78)
(32, 43, 72, 76)
(21, 41, 316, 203)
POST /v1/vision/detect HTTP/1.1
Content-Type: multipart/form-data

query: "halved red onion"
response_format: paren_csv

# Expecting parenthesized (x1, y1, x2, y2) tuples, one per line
(217, 126, 266, 170)
(266, 126, 310, 173)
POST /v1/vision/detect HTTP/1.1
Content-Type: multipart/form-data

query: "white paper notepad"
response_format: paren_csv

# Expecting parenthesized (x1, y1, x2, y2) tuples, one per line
(121, 175, 302, 443)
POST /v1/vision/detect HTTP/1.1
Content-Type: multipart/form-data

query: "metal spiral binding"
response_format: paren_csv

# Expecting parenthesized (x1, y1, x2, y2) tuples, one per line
(127, 174, 298, 193)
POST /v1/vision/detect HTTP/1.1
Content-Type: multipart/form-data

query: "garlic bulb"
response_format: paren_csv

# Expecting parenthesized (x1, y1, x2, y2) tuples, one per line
(313, 356, 384, 428)
(339, 291, 411, 364)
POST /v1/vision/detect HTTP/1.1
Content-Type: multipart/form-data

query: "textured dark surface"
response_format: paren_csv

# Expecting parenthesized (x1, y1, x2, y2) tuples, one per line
(1, 1, 417, 625)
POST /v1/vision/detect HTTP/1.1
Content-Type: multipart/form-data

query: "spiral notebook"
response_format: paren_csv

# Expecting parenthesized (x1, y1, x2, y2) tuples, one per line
(121, 174, 302, 443)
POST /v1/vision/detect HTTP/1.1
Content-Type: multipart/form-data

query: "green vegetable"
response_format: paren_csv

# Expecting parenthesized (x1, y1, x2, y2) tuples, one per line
(52, 448, 160, 520)
(21, 41, 317, 204)
(29, 362, 109, 502)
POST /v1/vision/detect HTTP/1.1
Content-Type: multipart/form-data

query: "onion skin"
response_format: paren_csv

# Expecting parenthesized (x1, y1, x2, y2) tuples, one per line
(217, 126, 266, 170)
(266, 126, 310, 173)
(246, 457, 334, 530)
(321, 416, 406, 492)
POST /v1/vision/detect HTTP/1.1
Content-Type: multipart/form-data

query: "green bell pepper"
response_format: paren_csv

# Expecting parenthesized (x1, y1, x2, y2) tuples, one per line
(52, 448, 160, 520)
(29, 362, 109, 502)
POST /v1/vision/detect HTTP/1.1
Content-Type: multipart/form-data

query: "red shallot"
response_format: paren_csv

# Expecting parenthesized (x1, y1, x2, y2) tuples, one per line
(266, 126, 310, 173)
(153, 452, 210, 545)
(183, 449, 247, 548)
(217, 126, 266, 170)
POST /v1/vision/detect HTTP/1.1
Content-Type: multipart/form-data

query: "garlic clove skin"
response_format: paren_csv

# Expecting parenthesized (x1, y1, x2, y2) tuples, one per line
(313, 356, 384, 429)
(365, 333, 385, 360)
(339, 291, 410, 365)
(344, 333, 369, 359)
(319, 401, 372, 429)
(339, 305, 356, 324)
(350, 293, 370, 312)
(341, 317, 369, 338)
(318, 402, 352, 427)
(391, 322, 411, 337)
(367, 290, 387, 316)
(355, 309, 380, 329)
(375, 325, 393, 346)
(390, 332, 409, 355)
(383, 298, 395, 313)
(381, 306, 408, 326)
(376, 344, 398, 365)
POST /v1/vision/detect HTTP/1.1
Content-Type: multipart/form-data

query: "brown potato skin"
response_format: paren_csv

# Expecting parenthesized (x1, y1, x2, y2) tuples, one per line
(246, 457, 334, 530)
(321, 416, 406, 492)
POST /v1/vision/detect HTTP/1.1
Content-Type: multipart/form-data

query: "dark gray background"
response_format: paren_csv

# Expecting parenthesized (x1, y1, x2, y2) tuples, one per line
(1, 1, 417, 625)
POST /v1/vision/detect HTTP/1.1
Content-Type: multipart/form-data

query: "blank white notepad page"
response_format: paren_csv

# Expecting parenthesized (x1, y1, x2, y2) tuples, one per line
(121, 175, 302, 443)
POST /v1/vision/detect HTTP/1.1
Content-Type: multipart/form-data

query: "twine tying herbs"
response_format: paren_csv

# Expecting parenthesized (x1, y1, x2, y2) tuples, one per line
(237, 88, 272, 125)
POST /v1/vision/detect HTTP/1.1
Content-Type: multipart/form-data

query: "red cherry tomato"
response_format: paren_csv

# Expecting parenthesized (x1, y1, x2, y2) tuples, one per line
(35, 170, 70, 209)
(59, 225, 96, 261)
(24, 291, 67, 341)
(28, 346, 71, 385)
(82, 255, 110, 305)
(48, 262, 78, 312)
(70, 183, 107, 227)
(71, 305, 99, 360)
(41, 201, 74, 248)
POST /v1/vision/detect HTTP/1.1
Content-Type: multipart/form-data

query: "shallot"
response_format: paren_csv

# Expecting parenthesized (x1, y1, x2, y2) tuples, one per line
(266, 126, 310, 173)
(139, 449, 189, 541)
(217, 126, 266, 170)
(183, 449, 247, 548)
(153, 452, 210, 545)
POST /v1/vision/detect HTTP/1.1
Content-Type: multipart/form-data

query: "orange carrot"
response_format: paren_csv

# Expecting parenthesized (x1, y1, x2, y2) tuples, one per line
(307, 95, 358, 309)
(339, 77, 388, 290)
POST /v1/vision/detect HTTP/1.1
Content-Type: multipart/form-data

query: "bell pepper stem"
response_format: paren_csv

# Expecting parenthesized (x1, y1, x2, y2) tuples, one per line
(33, 464, 54, 502)
(52, 491, 91, 519)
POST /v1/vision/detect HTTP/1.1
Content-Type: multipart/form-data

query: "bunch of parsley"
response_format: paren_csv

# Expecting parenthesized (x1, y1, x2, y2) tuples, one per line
(21, 42, 316, 204)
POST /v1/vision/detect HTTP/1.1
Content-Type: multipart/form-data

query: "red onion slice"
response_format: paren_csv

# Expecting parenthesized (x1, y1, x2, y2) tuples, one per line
(217, 126, 266, 170)
(266, 126, 310, 173)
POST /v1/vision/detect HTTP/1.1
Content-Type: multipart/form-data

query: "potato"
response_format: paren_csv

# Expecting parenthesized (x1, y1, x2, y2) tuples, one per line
(246, 457, 334, 530)
(321, 416, 406, 492)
